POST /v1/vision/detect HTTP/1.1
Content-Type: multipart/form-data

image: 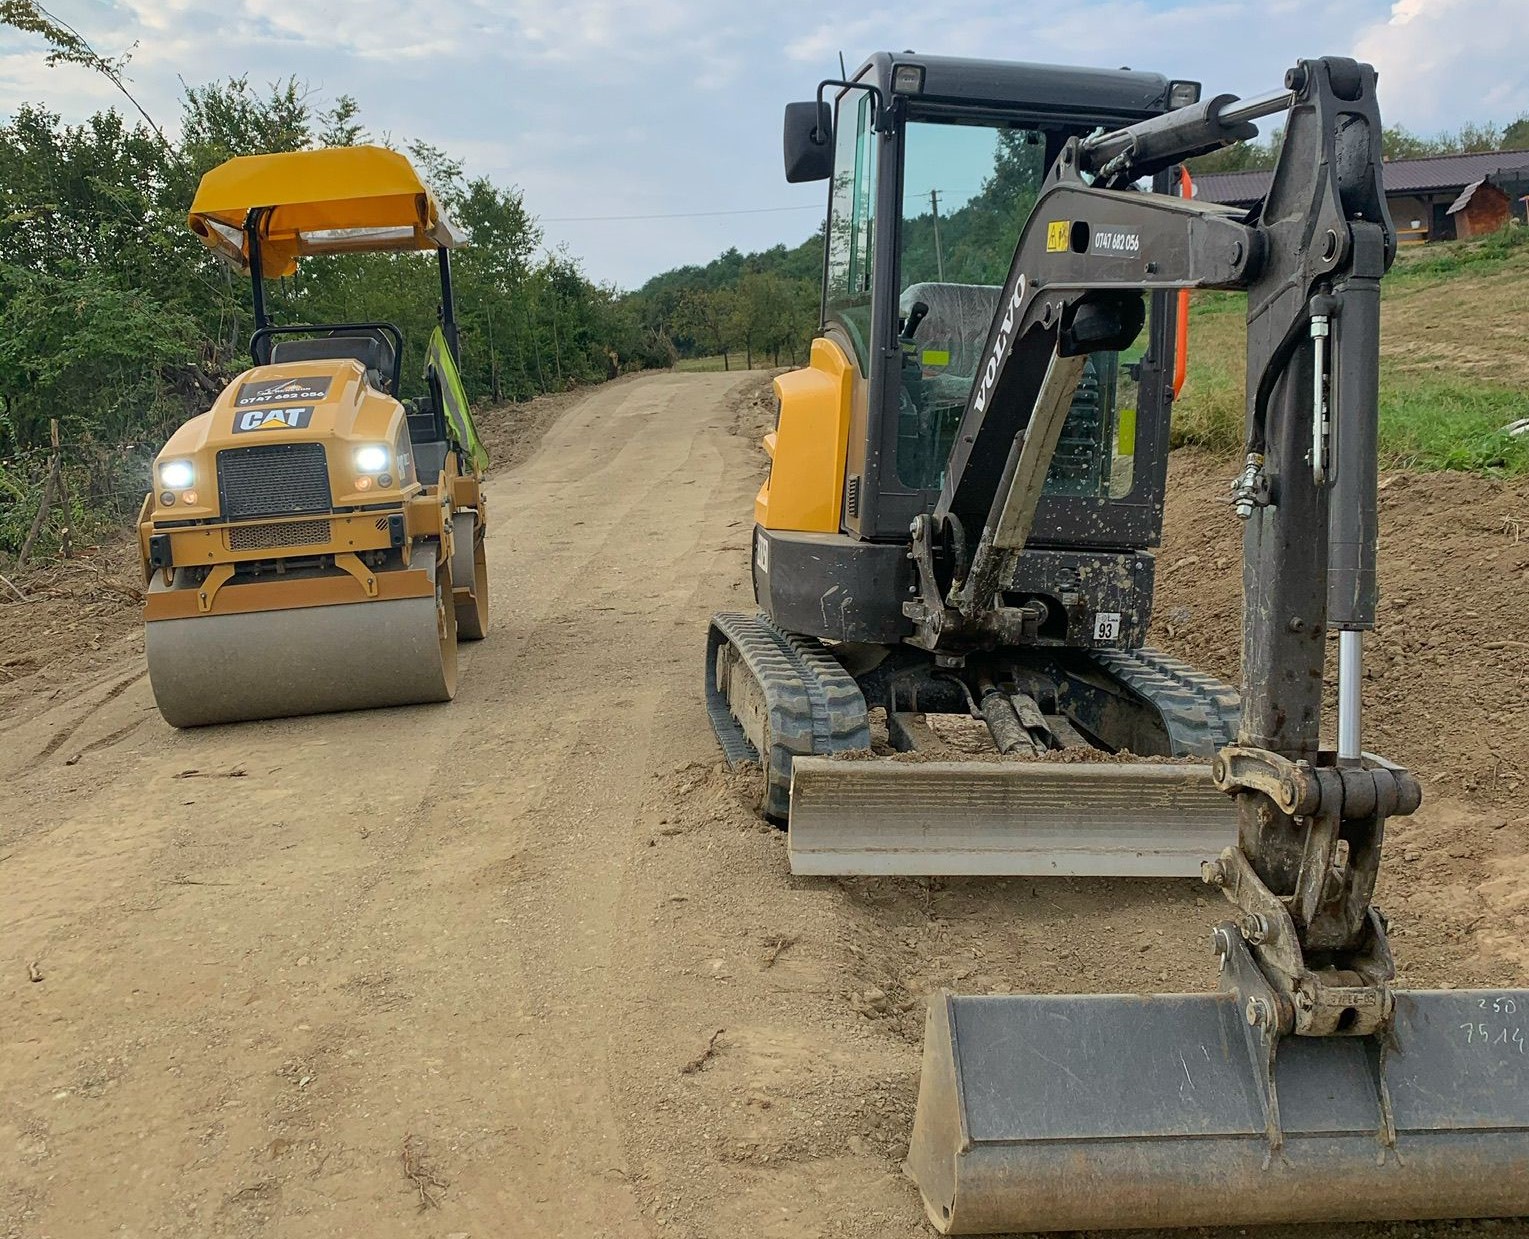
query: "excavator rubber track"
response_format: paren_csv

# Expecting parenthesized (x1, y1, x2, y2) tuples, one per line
(705, 610, 870, 818)
(1086, 647, 1242, 757)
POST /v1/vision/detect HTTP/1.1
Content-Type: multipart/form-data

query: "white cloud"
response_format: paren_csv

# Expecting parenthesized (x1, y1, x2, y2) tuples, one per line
(1355, 0, 1529, 127)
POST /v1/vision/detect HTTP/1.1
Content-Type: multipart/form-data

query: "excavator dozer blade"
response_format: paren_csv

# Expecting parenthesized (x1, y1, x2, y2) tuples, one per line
(787, 757, 1234, 877)
(907, 987, 1529, 1234)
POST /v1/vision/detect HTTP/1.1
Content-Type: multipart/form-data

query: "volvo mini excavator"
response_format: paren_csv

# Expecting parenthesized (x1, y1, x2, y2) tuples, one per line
(709, 51, 1529, 1233)
(707, 57, 1243, 877)
(140, 146, 489, 726)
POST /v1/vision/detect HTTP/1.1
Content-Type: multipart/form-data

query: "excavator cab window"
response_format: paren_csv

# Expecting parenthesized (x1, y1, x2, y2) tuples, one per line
(894, 120, 1141, 500)
(825, 89, 878, 373)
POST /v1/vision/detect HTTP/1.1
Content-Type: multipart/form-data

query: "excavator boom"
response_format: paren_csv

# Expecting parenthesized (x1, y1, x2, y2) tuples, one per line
(905, 56, 1529, 1232)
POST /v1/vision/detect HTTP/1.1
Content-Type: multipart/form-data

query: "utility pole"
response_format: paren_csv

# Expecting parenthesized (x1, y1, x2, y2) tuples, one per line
(930, 189, 946, 281)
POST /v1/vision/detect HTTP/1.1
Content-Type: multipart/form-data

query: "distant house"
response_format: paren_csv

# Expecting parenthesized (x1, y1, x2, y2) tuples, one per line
(1194, 150, 1529, 243)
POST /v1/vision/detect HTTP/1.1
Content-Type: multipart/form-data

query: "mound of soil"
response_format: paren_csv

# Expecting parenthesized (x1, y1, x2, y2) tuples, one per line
(1155, 450, 1528, 812)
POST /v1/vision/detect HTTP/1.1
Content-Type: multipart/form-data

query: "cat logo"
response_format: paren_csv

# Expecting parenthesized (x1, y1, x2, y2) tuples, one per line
(235, 376, 332, 407)
(235, 406, 315, 433)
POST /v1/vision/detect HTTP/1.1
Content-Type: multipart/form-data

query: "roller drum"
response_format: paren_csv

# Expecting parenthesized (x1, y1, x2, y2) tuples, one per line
(147, 554, 457, 727)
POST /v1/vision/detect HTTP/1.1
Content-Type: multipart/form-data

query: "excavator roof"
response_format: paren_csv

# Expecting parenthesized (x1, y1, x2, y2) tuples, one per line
(855, 51, 1183, 124)
(188, 144, 465, 278)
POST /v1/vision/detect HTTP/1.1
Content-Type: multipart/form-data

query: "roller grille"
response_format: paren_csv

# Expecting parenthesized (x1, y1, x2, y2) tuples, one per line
(217, 442, 331, 519)
(227, 519, 331, 551)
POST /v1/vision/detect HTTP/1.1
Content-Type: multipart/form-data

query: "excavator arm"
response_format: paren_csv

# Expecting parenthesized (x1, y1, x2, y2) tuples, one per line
(932, 55, 1406, 1016)
(911, 53, 1412, 1032)
(906, 57, 1529, 1233)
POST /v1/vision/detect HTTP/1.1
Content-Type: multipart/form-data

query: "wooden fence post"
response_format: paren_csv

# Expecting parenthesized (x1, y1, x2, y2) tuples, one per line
(16, 420, 69, 569)
(17, 461, 57, 570)
(50, 420, 72, 560)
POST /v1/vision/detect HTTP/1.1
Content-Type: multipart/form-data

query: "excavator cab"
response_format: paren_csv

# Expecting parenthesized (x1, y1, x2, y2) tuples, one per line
(781, 61, 1174, 603)
(710, 52, 1529, 1233)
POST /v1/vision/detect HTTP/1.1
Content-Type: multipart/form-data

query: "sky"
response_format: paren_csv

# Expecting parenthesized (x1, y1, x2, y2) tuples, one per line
(2, 0, 1526, 289)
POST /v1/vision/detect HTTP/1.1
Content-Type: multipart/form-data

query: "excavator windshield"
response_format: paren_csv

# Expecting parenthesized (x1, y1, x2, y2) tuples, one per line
(895, 120, 1140, 499)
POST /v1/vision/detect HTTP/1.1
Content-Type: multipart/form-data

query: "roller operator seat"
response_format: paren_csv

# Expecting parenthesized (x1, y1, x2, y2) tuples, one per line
(268, 331, 396, 391)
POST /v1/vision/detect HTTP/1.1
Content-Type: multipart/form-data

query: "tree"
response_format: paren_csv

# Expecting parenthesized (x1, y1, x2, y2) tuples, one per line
(318, 94, 366, 147)
(180, 76, 312, 170)
(0, 48, 668, 556)
(675, 288, 737, 368)
(731, 272, 808, 369)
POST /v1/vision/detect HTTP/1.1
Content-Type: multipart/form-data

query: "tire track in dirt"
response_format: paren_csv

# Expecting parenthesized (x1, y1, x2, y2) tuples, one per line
(33, 668, 150, 763)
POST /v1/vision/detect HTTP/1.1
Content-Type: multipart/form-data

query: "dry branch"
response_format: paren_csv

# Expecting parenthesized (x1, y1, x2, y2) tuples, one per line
(399, 1135, 448, 1210)
(762, 934, 797, 968)
(680, 1027, 725, 1075)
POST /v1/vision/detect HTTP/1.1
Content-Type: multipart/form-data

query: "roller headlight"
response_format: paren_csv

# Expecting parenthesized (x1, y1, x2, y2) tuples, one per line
(158, 459, 195, 489)
(354, 444, 389, 474)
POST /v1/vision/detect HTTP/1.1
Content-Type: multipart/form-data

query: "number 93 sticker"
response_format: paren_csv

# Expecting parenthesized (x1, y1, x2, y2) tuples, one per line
(1093, 612, 1122, 643)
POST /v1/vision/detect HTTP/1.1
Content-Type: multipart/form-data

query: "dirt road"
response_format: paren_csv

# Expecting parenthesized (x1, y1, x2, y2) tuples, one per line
(3, 372, 1525, 1239)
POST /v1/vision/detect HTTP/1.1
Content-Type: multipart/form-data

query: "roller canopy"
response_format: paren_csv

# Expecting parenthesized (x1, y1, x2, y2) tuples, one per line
(188, 145, 465, 278)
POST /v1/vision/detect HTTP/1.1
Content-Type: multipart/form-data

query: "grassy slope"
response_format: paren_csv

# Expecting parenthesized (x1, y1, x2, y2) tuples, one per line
(1173, 228, 1529, 474)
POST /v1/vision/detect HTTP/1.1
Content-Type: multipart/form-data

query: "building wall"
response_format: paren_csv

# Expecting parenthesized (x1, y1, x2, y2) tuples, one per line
(1389, 195, 1433, 243)
(1453, 183, 1512, 239)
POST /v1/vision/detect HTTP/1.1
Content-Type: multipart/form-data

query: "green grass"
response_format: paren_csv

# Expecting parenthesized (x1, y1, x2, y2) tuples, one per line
(1171, 233, 1529, 475)
(1377, 379, 1528, 473)
(1387, 224, 1529, 282)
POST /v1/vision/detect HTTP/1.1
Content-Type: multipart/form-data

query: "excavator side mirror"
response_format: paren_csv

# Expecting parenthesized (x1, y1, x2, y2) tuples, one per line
(784, 101, 833, 183)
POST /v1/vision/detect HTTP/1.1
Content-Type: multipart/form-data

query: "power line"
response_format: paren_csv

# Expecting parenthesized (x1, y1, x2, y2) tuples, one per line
(541, 204, 822, 223)
(540, 184, 990, 226)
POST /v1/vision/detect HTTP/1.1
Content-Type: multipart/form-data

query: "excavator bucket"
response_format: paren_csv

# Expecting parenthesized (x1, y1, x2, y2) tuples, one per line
(787, 757, 1234, 877)
(907, 984, 1529, 1233)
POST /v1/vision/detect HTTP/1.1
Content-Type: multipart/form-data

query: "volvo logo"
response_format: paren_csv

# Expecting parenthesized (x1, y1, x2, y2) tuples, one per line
(972, 275, 1027, 414)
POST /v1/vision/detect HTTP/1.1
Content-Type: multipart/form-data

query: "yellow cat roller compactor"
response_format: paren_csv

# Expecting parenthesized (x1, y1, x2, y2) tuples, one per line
(139, 146, 490, 726)
(711, 52, 1529, 1232)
